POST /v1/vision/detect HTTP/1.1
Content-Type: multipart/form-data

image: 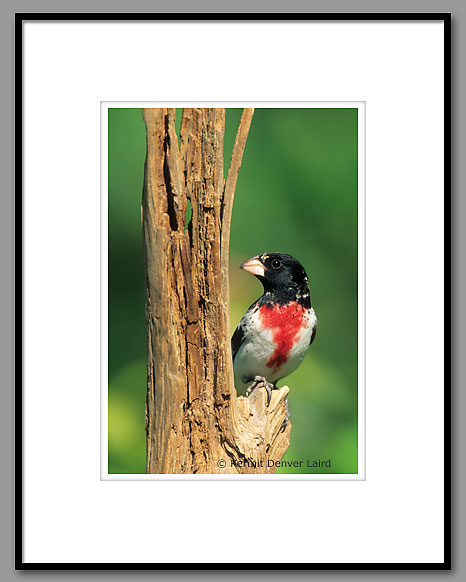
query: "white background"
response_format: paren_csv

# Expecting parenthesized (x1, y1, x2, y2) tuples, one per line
(23, 21, 444, 564)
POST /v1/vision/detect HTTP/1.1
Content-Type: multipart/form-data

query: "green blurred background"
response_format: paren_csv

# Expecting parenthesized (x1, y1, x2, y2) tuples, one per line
(108, 107, 358, 474)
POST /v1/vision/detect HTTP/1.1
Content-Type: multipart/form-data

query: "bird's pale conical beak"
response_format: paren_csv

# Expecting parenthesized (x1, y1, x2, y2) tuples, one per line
(240, 256, 265, 277)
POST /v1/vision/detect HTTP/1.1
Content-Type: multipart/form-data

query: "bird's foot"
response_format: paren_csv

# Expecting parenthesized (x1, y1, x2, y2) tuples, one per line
(246, 376, 275, 406)
(280, 397, 290, 432)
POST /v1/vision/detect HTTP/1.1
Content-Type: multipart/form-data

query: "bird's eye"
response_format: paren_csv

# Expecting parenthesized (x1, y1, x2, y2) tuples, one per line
(271, 259, 282, 269)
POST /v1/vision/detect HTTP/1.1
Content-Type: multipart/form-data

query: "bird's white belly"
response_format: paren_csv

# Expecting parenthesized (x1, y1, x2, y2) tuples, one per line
(233, 307, 316, 392)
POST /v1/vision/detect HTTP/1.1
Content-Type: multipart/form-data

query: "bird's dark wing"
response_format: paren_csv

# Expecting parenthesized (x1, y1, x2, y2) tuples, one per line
(310, 325, 317, 346)
(231, 323, 245, 362)
(231, 299, 259, 362)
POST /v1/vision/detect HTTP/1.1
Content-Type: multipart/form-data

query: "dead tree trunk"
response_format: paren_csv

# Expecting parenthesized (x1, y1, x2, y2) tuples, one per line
(143, 108, 290, 474)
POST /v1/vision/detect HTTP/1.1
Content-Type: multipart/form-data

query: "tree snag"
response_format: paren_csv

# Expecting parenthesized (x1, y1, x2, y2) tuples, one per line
(143, 108, 290, 474)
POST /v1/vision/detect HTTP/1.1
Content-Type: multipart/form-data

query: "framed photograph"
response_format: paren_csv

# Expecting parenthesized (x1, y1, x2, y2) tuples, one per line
(17, 13, 450, 569)
(103, 102, 363, 480)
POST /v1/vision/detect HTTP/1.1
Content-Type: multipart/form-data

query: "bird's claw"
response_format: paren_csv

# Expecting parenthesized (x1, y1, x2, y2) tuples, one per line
(246, 376, 274, 406)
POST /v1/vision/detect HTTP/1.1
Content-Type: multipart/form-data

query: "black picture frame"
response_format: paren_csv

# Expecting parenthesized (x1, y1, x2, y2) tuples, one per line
(15, 12, 451, 571)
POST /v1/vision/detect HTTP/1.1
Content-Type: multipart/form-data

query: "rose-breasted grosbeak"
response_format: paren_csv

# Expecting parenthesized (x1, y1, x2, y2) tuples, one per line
(232, 253, 317, 404)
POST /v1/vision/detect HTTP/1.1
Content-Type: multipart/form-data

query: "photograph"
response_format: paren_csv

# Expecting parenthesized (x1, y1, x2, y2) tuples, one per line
(107, 106, 360, 476)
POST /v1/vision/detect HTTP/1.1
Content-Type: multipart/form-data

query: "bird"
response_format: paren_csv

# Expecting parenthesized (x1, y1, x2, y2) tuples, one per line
(231, 252, 317, 412)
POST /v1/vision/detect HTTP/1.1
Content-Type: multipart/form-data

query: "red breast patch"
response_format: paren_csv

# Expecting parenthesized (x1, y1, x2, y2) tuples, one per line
(258, 302, 306, 372)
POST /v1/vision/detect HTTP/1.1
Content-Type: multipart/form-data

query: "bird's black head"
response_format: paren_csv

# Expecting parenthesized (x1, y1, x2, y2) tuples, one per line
(240, 252, 311, 307)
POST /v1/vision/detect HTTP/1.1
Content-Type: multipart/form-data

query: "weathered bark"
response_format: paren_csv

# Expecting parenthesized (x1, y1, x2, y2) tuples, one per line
(143, 108, 290, 474)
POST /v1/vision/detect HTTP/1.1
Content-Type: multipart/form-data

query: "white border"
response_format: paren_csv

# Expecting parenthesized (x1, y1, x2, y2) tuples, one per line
(23, 21, 445, 564)
(101, 101, 366, 481)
